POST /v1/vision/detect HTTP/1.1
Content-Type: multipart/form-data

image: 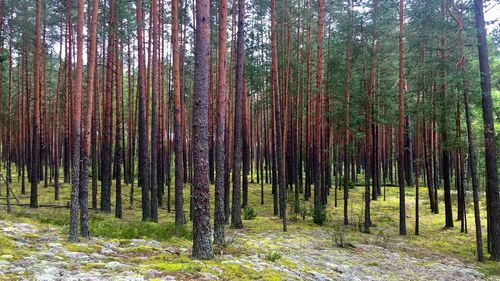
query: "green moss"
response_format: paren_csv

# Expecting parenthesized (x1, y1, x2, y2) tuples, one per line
(277, 258, 298, 269)
(80, 262, 106, 271)
(63, 243, 101, 253)
(143, 253, 203, 274)
(123, 245, 160, 254)
(153, 262, 200, 273)
(0, 235, 15, 256)
(477, 261, 500, 277)
(211, 262, 285, 281)
(23, 233, 39, 239)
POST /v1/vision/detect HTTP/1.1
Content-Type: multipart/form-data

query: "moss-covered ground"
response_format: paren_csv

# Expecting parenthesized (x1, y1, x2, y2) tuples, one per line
(0, 168, 498, 280)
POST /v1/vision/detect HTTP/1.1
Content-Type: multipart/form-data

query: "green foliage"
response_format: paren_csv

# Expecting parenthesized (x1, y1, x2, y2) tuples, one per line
(375, 228, 391, 248)
(0, 235, 16, 256)
(265, 251, 281, 262)
(243, 207, 257, 220)
(332, 226, 349, 248)
(348, 180, 356, 190)
(312, 208, 327, 225)
(90, 217, 191, 241)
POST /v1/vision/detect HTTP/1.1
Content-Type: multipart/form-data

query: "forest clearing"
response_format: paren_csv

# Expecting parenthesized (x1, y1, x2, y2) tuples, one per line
(0, 0, 499, 280)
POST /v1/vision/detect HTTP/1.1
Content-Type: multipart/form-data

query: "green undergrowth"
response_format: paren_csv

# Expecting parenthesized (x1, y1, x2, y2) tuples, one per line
(0, 169, 498, 278)
(0, 234, 16, 256)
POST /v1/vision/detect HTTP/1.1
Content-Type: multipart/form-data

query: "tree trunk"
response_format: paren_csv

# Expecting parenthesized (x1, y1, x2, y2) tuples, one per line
(136, 0, 151, 221)
(271, 0, 287, 232)
(214, 0, 228, 246)
(231, 0, 245, 229)
(191, 0, 214, 259)
(473, 0, 500, 260)
(101, 0, 115, 213)
(69, 0, 84, 242)
(150, 0, 159, 222)
(30, 0, 42, 209)
(80, 0, 98, 238)
(398, 0, 406, 235)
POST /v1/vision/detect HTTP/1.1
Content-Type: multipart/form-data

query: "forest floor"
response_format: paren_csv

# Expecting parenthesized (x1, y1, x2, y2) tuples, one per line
(0, 173, 499, 280)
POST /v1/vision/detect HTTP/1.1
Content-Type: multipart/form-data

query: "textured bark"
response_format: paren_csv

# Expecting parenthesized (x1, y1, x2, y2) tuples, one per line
(101, 0, 115, 213)
(440, 2, 453, 229)
(115, 46, 123, 219)
(450, 5, 484, 260)
(69, 0, 84, 242)
(136, 0, 151, 221)
(150, 0, 159, 222)
(172, 0, 185, 225)
(314, 0, 324, 217)
(80, 0, 98, 238)
(30, 0, 42, 209)
(343, 0, 353, 226)
(6, 18, 12, 213)
(192, 0, 214, 259)
(214, 0, 228, 246)
(242, 82, 249, 208)
(271, 0, 287, 232)
(473, 0, 500, 260)
(231, 0, 245, 229)
(398, 0, 407, 235)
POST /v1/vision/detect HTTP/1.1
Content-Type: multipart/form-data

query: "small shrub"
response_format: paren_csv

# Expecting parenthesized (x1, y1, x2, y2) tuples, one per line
(290, 203, 308, 222)
(332, 226, 349, 248)
(375, 228, 391, 248)
(312, 208, 326, 225)
(300, 203, 310, 221)
(243, 207, 256, 220)
(265, 251, 281, 262)
(348, 180, 356, 189)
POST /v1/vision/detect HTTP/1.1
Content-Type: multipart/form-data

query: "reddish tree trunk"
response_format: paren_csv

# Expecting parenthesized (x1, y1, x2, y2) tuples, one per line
(69, 0, 84, 242)
(214, 0, 228, 245)
(172, 0, 185, 225)
(31, 0, 42, 208)
(398, 0, 407, 235)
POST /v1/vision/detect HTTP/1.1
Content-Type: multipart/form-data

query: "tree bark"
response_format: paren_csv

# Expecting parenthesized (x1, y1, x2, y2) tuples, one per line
(192, 0, 214, 259)
(30, 0, 42, 209)
(214, 0, 228, 246)
(473, 0, 500, 260)
(231, 0, 245, 229)
(398, 0, 407, 235)
(136, 0, 151, 221)
(172, 0, 186, 225)
(69, 0, 84, 242)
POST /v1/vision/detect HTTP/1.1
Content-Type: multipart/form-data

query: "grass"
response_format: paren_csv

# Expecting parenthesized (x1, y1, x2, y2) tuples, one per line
(0, 167, 498, 277)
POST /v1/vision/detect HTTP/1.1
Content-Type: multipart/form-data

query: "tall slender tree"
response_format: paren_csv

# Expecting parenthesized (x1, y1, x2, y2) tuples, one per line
(30, 0, 42, 209)
(192, 0, 214, 259)
(80, 0, 99, 238)
(398, 0, 407, 235)
(270, 0, 286, 232)
(314, 0, 324, 220)
(150, 0, 159, 222)
(136, 0, 151, 221)
(473, 0, 500, 260)
(172, 0, 186, 225)
(230, 0, 245, 229)
(69, 0, 84, 242)
(214, 0, 228, 245)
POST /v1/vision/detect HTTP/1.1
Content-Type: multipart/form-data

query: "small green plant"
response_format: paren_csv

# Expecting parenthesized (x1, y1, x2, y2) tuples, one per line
(348, 180, 356, 189)
(265, 251, 281, 262)
(312, 208, 326, 225)
(332, 226, 349, 248)
(375, 228, 391, 248)
(243, 207, 257, 220)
